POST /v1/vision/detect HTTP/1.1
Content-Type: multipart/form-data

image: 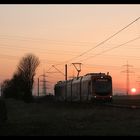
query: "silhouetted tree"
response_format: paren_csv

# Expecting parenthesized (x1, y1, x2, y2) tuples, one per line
(1, 73, 24, 99)
(10, 72, 25, 99)
(0, 98, 7, 124)
(17, 53, 40, 102)
(1, 79, 11, 98)
(1, 53, 40, 102)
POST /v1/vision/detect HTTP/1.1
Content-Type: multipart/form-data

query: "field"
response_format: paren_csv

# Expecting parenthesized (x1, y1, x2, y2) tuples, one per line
(1, 96, 140, 136)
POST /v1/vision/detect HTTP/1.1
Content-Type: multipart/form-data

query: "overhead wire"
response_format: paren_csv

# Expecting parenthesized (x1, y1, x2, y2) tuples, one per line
(1, 16, 140, 66)
(0, 43, 80, 56)
(80, 36, 140, 62)
(58, 16, 140, 65)
(0, 34, 100, 45)
(0, 17, 140, 78)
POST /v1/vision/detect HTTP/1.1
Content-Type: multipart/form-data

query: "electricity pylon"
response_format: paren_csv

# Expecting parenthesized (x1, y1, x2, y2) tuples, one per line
(40, 70, 48, 96)
(121, 61, 134, 95)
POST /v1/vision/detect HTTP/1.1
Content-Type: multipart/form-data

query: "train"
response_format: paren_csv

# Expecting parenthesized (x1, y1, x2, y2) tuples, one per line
(54, 72, 113, 102)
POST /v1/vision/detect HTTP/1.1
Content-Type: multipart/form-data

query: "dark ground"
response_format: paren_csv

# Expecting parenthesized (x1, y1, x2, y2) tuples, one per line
(1, 95, 140, 136)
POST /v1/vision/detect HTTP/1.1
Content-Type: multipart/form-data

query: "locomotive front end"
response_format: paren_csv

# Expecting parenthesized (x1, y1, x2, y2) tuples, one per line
(92, 74, 112, 101)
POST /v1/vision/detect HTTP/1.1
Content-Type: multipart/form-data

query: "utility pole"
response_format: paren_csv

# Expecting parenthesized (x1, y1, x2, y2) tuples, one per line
(121, 61, 134, 95)
(65, 64, 67, 101)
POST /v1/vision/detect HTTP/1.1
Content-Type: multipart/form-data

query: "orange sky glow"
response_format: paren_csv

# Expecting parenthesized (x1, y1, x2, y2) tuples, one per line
(0, 4, 140, 95)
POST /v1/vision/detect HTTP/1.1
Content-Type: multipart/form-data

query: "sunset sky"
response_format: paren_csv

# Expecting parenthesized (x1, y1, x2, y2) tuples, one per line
(0, 4, 140, 95)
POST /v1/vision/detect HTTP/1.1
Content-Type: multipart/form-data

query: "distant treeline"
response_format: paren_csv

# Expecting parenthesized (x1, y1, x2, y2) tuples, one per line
(1, 53, 40, 103)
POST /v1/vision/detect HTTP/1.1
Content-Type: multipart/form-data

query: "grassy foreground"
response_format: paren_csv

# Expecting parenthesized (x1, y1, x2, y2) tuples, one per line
(1, 97, 140, 136)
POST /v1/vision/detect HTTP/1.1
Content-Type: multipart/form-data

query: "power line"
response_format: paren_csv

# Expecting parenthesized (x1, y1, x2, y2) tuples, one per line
(0, 43, 80, 56)
(1, 17, 140, 63)
(60, 16, 140, 64)
(83, 63, 121, 69)
(0, 35, 101, 45)
(0, 53, 65, 65)
(99, 54, 140, 60)
(52, 65, 65, 76)
(80, 36, 140, 62)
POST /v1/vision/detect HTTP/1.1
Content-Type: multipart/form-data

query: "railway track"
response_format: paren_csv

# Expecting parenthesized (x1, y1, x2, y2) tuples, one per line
(93, 96, 140, 109)
(103, 102, 140, 109)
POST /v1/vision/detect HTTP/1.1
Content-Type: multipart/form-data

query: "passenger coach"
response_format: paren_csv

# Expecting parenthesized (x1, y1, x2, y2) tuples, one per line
(54, 72, 112, 102)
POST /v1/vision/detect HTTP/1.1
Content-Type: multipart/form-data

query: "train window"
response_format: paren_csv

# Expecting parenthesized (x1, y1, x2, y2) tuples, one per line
(96, 79, 108, 82)
(93, 79, 112, 95)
